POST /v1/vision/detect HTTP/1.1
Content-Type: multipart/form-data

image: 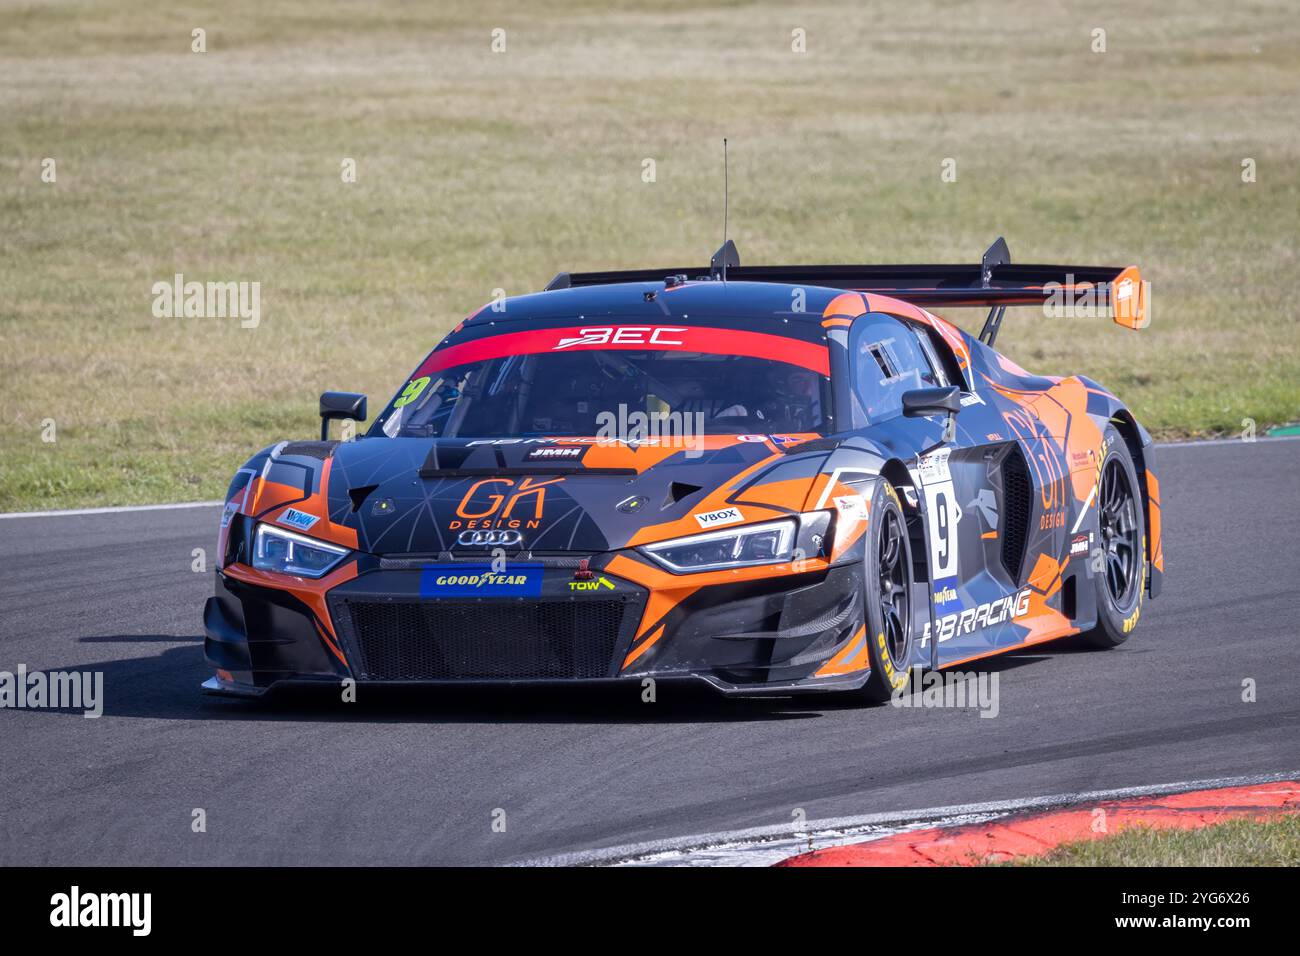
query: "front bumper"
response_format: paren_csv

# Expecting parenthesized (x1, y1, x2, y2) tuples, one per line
(204, 554, 870, 697)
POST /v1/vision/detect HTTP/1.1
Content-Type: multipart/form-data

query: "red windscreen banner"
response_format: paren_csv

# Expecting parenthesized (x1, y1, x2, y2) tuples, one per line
(415, 324, 831, 377)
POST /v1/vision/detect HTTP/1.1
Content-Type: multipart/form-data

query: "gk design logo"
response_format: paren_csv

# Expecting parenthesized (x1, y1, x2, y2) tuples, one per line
(450, 476, 564, 530)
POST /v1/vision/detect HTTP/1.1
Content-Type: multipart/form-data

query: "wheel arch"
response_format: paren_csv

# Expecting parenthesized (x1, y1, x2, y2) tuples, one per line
(1106, 408, 1160, 598)
(877, 458, 930, 577)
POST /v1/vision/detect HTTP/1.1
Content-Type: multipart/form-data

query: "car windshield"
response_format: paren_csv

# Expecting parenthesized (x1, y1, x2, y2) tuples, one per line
(376, 348, 832, 439)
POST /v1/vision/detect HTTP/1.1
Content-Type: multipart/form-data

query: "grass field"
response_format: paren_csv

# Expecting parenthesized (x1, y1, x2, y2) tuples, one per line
(2, 1, 1297, 510)
(1005, 813, 1300, 866)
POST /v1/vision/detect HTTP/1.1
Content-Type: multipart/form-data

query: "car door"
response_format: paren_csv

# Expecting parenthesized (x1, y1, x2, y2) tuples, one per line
(848, 312, 1027, 667)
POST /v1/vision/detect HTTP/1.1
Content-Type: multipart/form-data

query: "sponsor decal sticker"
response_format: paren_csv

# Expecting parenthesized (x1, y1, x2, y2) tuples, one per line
(916, 448, 952, 484)
(932, 583, 960, 606)
(921, 587, 1032, 646)
(1070, 533, 1090, 556)
(833, 494, 869, 521)
(553, 326, 686, 350)
(419, 325, 831, 377)
(1040, 510, 1066, 530)
(738, 434, 802, 446)
(524, 445, 586, 462)
(468, 436, 662, 447)
(450, 476, 563, 530)
(694, 507, 743, 529)
(279, 507, 319, 531)
(419, 564, 543, 597)
(568, 575, 616, 592)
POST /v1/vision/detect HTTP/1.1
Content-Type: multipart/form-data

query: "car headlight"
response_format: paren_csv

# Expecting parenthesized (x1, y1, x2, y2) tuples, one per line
(252, 522, 349, 578)
(641, 518, 797, 573)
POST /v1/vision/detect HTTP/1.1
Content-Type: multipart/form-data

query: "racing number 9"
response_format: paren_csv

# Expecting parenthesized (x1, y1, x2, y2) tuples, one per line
(935, 495, 949, 567)
(924, 481, 960, 580)
(393, 376, 430, 409)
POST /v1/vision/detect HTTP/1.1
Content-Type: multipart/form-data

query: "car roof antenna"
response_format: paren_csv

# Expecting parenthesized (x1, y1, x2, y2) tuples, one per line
(709, 138, 739, 281)
(723, 137, 729, 254)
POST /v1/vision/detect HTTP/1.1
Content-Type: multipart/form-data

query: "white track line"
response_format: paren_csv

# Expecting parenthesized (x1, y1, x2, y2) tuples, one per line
(0, 500, 223, 520)
(517, 770, 1300, 867)
(0, 436, 1294, 520)
(1158, 434, 1300, 449)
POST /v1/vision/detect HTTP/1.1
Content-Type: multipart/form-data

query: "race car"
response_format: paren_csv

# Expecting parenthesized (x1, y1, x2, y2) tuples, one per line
(203, 237, 1162, 702)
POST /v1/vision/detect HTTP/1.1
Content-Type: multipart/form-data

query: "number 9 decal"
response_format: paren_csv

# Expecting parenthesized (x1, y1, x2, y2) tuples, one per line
(923, 480, 961, 580)
(393, 376, 431, 409)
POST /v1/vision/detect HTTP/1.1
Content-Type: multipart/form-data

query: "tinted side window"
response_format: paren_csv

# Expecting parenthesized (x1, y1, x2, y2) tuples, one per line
(850, 313, 943, 423)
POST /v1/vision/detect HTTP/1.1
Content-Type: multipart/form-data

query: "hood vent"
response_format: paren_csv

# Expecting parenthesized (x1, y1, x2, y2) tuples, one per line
(348, 484, 379, 512)
(664, 481, 704, 508)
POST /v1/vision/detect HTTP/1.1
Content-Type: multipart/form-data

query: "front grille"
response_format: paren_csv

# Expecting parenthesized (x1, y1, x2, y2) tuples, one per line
(1000, 446, 1032, 584)
(340, 599, 626, 681)
(378, 553, 589, 571)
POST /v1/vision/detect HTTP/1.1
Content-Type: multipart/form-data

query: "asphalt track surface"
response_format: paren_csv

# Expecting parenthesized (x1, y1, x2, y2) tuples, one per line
(1, 439, 1298, 865)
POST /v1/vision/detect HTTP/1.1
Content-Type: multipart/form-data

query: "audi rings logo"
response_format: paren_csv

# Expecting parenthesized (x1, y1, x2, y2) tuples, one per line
(456, 529, 523, 548)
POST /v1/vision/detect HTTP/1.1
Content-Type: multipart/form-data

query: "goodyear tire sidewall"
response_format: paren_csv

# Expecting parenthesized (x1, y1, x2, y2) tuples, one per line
(861, 479, 914, 698)
(1093, 424, 1146, 638)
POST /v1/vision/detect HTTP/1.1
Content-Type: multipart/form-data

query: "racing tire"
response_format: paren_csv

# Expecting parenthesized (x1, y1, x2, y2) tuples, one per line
(853, 481, 916, 702)
(1083, 424, 1147, 648)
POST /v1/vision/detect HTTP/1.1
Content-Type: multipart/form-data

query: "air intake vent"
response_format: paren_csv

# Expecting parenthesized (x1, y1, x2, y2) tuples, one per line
(338, 599, 626, 681)
(1000, 446, 1032, 584)
(665, 481, 703, 507)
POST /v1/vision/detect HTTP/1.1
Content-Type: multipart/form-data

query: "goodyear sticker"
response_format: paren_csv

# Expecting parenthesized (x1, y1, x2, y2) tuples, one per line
(932, 579, 961, 607)
(420, 564, 543, 597)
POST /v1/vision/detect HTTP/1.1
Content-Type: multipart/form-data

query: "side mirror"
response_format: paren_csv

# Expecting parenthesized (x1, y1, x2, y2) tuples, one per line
(319, 391, 367, 441)
(903, 386, 963, 450)
(902, 386, 962, 419)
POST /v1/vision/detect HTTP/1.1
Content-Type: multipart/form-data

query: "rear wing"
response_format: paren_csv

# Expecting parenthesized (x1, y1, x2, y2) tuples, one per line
(546, 237, 1148, 346)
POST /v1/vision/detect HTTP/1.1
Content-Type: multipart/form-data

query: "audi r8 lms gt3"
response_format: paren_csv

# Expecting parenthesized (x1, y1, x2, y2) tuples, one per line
(203, 237, 1162, 702)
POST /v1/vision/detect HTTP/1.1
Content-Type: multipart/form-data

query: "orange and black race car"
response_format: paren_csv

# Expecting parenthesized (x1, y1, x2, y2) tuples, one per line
(204, 238, 1162, 702)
